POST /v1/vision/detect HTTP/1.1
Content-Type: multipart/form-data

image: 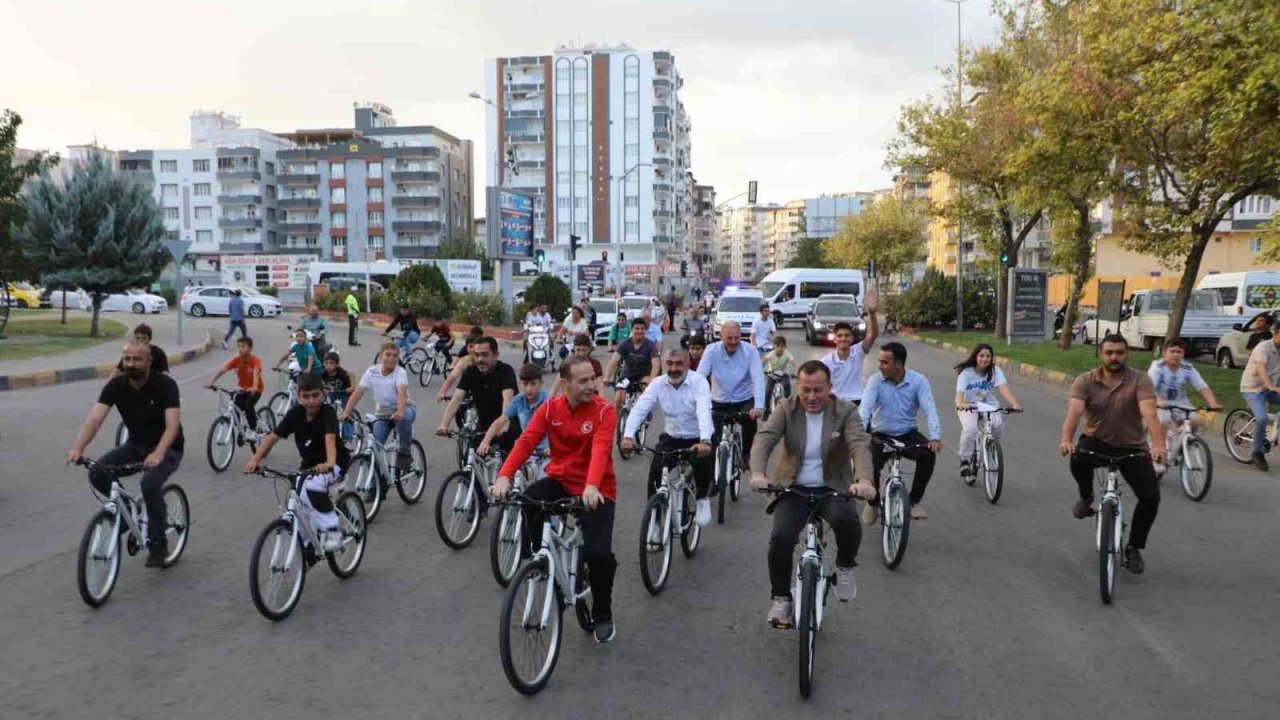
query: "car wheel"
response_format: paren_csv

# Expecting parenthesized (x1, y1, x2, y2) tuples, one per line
(131, 302, 145, 314)
(1218, 348, 1235, 369)
(190, 303, 206, 317)
(248, 304, 264, 319)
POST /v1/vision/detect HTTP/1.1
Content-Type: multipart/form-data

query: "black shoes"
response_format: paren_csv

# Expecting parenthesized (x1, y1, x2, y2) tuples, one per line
(593, 620, 616, 644)
(1124, 546, 1145, 574)
(1072, 498, 1096, 519)
(145, 544, 168, 568)
(1253, 453, 1269, 472)
(396, 450, 413, 473)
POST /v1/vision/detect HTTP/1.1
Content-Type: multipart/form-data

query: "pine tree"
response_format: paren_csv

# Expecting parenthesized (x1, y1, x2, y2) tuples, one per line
(0, 110, 58, 336)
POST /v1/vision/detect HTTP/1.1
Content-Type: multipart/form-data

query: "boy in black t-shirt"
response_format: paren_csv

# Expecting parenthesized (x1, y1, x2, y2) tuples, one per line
(244, 372, 348, 554)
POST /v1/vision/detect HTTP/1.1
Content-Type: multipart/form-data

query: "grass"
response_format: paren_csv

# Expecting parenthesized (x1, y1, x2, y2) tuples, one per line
(914, 330, 1245, 412)
(0, 313, 129, 362)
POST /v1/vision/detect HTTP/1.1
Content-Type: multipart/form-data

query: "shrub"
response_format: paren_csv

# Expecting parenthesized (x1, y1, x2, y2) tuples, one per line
(892, 268, 996, 329)
(157, 288, 178, 306)
(513, 301, 532, 323)
(387, 286, 450, 321)
(522, 275, 572, 318)
(453, 292, 506, 326)
(393, 264, 452, 308)
(257, 286, 279, 297)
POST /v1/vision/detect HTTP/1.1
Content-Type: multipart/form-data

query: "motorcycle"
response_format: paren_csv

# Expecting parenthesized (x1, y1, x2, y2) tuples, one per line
(526, 323, 552, 371)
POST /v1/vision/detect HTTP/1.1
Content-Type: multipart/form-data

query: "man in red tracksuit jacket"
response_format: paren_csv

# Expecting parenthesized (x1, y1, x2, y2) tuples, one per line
(494, 355, 620, 643)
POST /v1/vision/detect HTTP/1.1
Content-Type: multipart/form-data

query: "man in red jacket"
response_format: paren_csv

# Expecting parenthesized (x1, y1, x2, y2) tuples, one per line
(494, 355, 619, 643)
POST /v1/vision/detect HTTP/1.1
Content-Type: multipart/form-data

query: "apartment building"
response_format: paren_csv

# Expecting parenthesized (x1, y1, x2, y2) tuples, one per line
(763, 200, 807, 271)
(692, 182, 717, 271)
(483, 44, 694, 271)
(718, 204, 768, 281)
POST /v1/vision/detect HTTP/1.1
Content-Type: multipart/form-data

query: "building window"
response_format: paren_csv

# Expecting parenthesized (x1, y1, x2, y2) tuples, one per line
(329, 162, 345, 180)
(161, 184, 178, 197)
(369, 212, 384, 228)
(367, 161, 382, 177)
(331, 187, 346, 204)
(369, 235, 385, 250)
(194, 183, 211, 196)
(164, 207, 179, 220)
(195, 230, 212, 243)
(625, 221, 639, 236)
(192, 159, 209, 173)
(265, 185, 275, 199)
(368, 186, 383, 202)
(194, 206, 212, 220)
(1249, 237, 1264, 253)
(266, 208, 275, 221)
(264, 161, 274, 176)
(333, 235, 346, 250)
(159, 160, 177, 173)
(331, 212, 346, 229)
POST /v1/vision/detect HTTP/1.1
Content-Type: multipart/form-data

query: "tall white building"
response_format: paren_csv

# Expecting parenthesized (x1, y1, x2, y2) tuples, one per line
(483, 44, 694, 274)
(718, 204, 767, 281)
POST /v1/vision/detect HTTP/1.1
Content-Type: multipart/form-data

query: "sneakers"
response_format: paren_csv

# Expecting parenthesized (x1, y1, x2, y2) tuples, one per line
(959, 459, 974, 480)
(695, 498, 711, 527)
(144, 544, 168, 568)
(909, 504, 928, 520)
(1253, 453, 1269, 472)
(396, 450, 413, 473)
(220, 339, 228, 350)
(861, 501, 878, 526)
(767, 596, 793, 628)
(593, 619, 616, 643)
(1124, 546, 1145, 574)
(1072, 498, 1096, 519)
(835, 566, 857, 602)
(319, 528, 344, 554)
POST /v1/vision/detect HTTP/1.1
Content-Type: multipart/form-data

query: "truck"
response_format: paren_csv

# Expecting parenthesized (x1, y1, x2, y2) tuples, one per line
(1083, 289, 1239, 358)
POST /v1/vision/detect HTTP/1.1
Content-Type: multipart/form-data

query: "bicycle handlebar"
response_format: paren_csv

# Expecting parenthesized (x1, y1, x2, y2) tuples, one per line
(496, 492, 587, 514)
(1158, 404, 1222, 413)
(72, 458, 145, 473)
(631, 445, 708, 460)
(252, 466, 322, 481)
(956, 405, 1023, 414)
(754, 483, 855, 503)
(1072, 449, 1150, 464)
(869, 434, 934, 453)
(712, 411, 756, 424)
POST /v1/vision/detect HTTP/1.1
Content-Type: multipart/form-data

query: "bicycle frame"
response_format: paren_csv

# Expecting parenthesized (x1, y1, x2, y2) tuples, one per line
(794, 517, 830, 630)
(524, 512, 587, 631)
(1095, 467, 1124, 556)
(97, 480, 147, 557)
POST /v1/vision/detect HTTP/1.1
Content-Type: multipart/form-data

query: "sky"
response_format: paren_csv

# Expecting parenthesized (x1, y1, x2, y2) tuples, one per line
(1, 0, 999, 208)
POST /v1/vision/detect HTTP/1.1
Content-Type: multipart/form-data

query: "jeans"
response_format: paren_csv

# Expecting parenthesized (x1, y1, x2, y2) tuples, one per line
(396, 330, 421, 357)
(647, 434, 713, 499)
(521, 477, 618, 622)
(89, 444, 183, 548)
(958, 410, 1003, 459)
(372, 405, 417, 455)
(768, 488, 861, 598)
(224, 320, 247, 343)
(1068, 434, 1160, 548)
(1242, 390, 1280, 455)
(870, 429, 937, 505)
(711, 399, 758, 470)
(235, 391, 261, 431)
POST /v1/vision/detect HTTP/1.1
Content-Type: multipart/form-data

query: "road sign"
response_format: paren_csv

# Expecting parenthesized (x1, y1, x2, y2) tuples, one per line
(578, 264, 605, 286)
(1097, 281, 1126, 324)
(165, 240, 192, 262)
(1008, 268, 1050, 342)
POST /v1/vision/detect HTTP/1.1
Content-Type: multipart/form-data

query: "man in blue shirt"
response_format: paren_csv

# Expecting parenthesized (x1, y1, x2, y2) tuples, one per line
(478, 363, 549, 467)
(696, 320, 765, 468)
(859, 341, 941, 521)
(222, 289, 247, 350)
(639, 310, 665, 351)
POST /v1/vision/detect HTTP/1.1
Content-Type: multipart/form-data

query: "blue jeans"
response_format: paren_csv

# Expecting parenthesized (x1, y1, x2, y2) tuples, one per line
(1243, 390, 1280, 454)
(396, 330, 421, 357)
(327, 392, 354, 441)
(372, 405, 416, 454)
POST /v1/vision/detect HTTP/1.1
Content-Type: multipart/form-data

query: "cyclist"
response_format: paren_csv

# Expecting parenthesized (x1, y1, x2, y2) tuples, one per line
(578, 296, 598, 338)
(1245, 313, 1275, 352)
(435, 336, 518, 456)
(115, 323, 169, 376)
(298, 304, 330, 357)
(383, 303, 421, 358)
(427, 318, 454, 363)
(763, 335, 796, 419)
(205, 336, 264, 431)
(619, 348, 715, 526)
(548, 334, 605, 396)
(320, 351, 357, 441)
(438, 331, 483, 403)
(557, 307, 590, 360)
(953, 343, 1022, 481)
(681, 306, 707, 349)
(1059, 333, 1165, 573)
(274, 328, 317, 373)
(1148, 339, 1219, 438)
(491, 356, 620, 643)
(1238, 329, 1280, 470)
(687, 334, 706, 373)
(477, 364, 550, 478)
(66, 340, 185, 567)
(821, 291, 879, 405)
(750, 360, 876, 626)
(340, 342, 417, 472)
(605, 312, 631, 351)
(695, 320, 765, 471)
(638, 310, 665, 353)
(750, 303, 776, 352)
(603, 317, 660, 415)
(243, 372, 347, 557)
(859, 342, 941, 522)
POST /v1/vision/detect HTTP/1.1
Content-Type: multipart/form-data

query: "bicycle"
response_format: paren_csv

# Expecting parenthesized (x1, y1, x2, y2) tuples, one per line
(71, 458, 191, 608)
(417, 339, 453, 388)
(956, 405, 1023, 504)
(712, 411, 753, 525)
(490, 449, 549, 587)
(497, 494, 594, 695)
(633, 445, 704, 595)
(757, 484, 854, 698)
(611, 378, 650, 460)
(870, 434, 929, 570)
(206, 387, 277, 472)
(341, 414, 427, 523)
(378, 331, 428, 375)
(247, 467, 368, 621)
(765, 371, 794, 421)
(1073, 449, 1149, 604)
(434, 429, 503, 549)
(267, 368, 300, 421)
(1223, 404, 1280, 465)
(1161, 405, 1217, 501)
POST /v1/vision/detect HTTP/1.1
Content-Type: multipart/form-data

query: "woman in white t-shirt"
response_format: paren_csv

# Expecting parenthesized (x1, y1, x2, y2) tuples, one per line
(953, 343, 1021, 479)
(340, 342, 418, 471)
(557, 307, 591, 358)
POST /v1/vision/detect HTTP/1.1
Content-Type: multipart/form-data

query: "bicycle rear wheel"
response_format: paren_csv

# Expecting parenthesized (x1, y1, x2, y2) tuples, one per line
(499, 558, 564, 695)
(679, 485, 701, 558)
(268, 392, 290, 420)
(489, 503, 525, 587)
(418, 355, 436, 388)
(1180, 436, 1212, 501)
(1223, 408, 1257, 464)
(206, 416, 235, 472)
(344, 457, 382, 523)
(798, 561, 819, 698)
(983, 438, 1004, 504)
(326, 491, 368, 578)
(639, 494, 674, 595)
(249, 519, 306, 621)
(616, 408, 632, 460)
(159, 485, 191, 566)
(396, 440, 427, 504)
(406, 347, 428, 375)
(77, 509, 121, 608)
(435, 470, 482, 549)
(881, 482, 910, 570)
(1098, 501, 1117, 604)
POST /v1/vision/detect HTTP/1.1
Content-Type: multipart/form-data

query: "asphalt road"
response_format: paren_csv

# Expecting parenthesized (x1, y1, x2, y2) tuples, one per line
(1, 319, 1277, 719)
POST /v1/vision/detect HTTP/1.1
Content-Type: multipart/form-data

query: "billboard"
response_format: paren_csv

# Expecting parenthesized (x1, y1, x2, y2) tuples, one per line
(221, 254, 318, 289)
(398, 259, 483, 293)
(486, 187, 535, 261)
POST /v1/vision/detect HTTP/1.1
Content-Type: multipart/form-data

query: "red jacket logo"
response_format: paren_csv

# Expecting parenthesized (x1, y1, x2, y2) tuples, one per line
(580, 421, 594, 434)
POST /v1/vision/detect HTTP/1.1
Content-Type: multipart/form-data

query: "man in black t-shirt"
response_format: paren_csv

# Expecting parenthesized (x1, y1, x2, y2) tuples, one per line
(114, 323, 169, 376)
(67, 340, 184, 567)
(436, 336, 518, 452)
(602, 317, 660, 414)
(244, 372, 348, 554)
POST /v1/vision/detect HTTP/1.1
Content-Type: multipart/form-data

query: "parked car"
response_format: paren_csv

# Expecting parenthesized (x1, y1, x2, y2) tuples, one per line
(45, 288, 167, 313)
(804, 294, 866, 346)
(1084, 289, 1237, 357)
(585, 297, 621, 345)
(5, 282, 49, 308)
(181, 285, 283, 318)
(620, 293, 666, 328)
(1214, 309, 1280, 368)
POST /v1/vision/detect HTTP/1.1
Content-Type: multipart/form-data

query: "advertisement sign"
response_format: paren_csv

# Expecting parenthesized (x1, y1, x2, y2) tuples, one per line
(1097, 281, 1126, 323)
(221, 254, 317, 289)
(486, 187, 536, 261)
(397, 259, 482, 293)
(578, 264, 606, 286)
(1008, 269, 1049, 340)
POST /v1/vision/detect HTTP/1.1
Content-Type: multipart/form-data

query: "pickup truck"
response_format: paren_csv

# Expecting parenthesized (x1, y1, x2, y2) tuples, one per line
(1083, 289, 1239, 358)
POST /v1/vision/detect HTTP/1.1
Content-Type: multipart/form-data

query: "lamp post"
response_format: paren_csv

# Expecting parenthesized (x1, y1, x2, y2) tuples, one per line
(614, 162, 653, 296)
(469, 91, 508, 307)
(940, 0, 968, 331)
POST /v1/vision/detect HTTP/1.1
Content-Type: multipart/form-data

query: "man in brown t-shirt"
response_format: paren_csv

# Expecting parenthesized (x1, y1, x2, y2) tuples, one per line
(1059, 334, 1166, 574)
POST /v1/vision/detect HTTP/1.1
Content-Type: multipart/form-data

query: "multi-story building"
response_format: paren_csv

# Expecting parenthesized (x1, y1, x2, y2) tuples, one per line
(925, 170, 1052, 275)
(275, 103, 473, 262)
(482, 44, 694, 272)
(719, 204, 768, 281)
(802, 194, 869, 240)
(763, 200, 807, 271)
(893, 167, 932, 202)
(692, 182, 717, 271)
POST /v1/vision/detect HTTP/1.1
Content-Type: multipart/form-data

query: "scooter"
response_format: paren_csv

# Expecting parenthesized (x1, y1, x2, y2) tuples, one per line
(526, 323, 552, 371)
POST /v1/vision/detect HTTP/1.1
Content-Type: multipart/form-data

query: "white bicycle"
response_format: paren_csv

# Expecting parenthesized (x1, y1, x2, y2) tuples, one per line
(957, 405, 1022, 504)
(634, 445, 704, 595)
(341, 414, 427, 523)
(1160, 404, 1217, 501)
(489, 449, 548, 588)
(206, 387, 277, 472)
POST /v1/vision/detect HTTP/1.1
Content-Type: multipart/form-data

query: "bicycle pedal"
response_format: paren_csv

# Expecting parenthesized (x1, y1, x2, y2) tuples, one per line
(126, 535, 140, 556)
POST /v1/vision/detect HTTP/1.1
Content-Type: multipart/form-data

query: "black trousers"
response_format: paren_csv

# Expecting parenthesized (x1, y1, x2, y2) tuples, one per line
(90, 444, 182, 547)
(768, 489, 861, 598)
(347, 314, 359, 345)
(1069, 434, 1160, 549)
(223, 320, 247, 343)
(711, 399, 757, 470)
(647, 434, 712, 499)
(234, 391, 261, 431)
(521, 477, 618, 622)
(870, 429, 937, 505)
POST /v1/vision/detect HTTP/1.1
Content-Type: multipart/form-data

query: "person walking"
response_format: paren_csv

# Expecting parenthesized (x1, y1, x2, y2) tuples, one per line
(345, 287, 361, 347)
(222, 289, 247, 350)
(666, 285, 679, 332)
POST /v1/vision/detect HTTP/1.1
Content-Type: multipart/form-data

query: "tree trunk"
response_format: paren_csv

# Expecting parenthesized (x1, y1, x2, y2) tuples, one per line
(90, 295, 101, 338)
(1166, 226, 1213, 345)
(1058, 206, 1095, 351)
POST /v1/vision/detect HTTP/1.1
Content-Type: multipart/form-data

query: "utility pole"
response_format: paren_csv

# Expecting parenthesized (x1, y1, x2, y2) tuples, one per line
(941, 0, 967, 331)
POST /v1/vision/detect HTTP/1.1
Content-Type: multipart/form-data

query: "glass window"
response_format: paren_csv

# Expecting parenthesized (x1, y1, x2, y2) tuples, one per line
(194, 183, 211, 196)
(331, 212, 346, 228)
(717, 296, 764, 313)
(369, 211, 384, 227)
(329, 162, 345, 179)
(798, 281, 859, 299)
(368, 186, 383, 202)
(1249, 238, 1264, 253)
(164, 207, 179, 220)
(265, 161, 274, 176)
(159, 160, 177, 173)
(195, 230, 212, 243)
(161, 184, 178, 197)
(367, 161, 382, 177)
(194, 206, 212, 220)
(192, 159, 209, 173)
(331, 187, 345, 204)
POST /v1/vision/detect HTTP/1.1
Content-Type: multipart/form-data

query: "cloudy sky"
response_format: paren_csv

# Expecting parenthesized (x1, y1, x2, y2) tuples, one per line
(3, 0, 998, 206)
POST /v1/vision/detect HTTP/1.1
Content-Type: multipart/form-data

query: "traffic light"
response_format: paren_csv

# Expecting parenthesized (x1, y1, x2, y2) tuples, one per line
(747, 180, 758, 204)
(680, 260, 688, 278)
(569, 234, 581, 261)
(601, 250, 608, 263)
(534, 249, 545, 268)
(1000, 252, 1010, 267)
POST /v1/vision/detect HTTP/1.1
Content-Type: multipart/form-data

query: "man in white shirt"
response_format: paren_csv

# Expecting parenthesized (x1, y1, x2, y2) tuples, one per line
(751, 303, 776, 352)
(621, 348, 715, 525)
(821, 291, 879, 404)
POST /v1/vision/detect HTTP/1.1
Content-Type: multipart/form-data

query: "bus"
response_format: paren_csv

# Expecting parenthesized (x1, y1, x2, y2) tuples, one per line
(307, 260, 405, 294)
(757, 268, 865, 327)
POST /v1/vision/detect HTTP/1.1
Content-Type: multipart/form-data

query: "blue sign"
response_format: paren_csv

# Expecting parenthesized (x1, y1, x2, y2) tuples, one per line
(498, 191, 534, 259)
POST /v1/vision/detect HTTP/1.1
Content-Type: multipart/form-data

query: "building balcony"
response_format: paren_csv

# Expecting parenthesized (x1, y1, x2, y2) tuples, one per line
(390, 146, 441, 159)
(653, 77, 672, 89)
(653, 183, 672, 193)
(279, 173, 320, 186)
(503, 56, 544, 67)
(392, 220, 442, 233)
(517, 160, 546, 170)
(654, 129, 671, 142)
(653, 210, 674, 219)
(504, 109, 544, 119)
(391, 170, 441, 183)
(217, 194, 262, 206)
(654, 157, 672, 167)
(217, 169, 261, 181)
(121, 168, 154, 184)
(219, 242, 263, 253)
(277, 246, 320, 255)
(218, 217, 263, 229)
(391, 195, 441, 208)
(277, 197, 320, 209)
(390, 245, 437, 259)
(654, 50, 672, 63)
(278, 222, 322, 234)
(654, 234, 673, 243)
(507, 131, 545, 144)
(508, 81, 545, 94)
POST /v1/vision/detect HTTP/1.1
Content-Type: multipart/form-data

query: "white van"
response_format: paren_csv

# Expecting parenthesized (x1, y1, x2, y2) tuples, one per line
(758, 268, 865, 327)
(1196, 271, 1280, 316)
(712, 288, 766, 341)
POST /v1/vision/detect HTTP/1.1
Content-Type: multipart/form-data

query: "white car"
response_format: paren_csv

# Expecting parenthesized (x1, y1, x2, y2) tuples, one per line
(620, 294, 666, 327)
(48, 288, 167, 314)
(181, 285, 283, 318)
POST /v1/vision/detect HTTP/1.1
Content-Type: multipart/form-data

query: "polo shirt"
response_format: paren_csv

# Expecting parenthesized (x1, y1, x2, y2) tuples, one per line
(98, 371, 185, 453)
(822, 344, 868, 401)
(458, 361, 518, 430)
(1068, 366, 1156, 448)
(274, 403, 350, 470)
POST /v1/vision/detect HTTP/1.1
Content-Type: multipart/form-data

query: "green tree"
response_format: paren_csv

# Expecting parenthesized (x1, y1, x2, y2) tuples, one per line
(523, 274, 572, 319)
(0, 110, 58, 334)
(435, 235, 493, 281)
(825, 196, 927, 287)
(15, 153, 167, 337)
(1077, 0, 1280, 342)
(787, 237, 827, 268)
(390, 263, 453, 319)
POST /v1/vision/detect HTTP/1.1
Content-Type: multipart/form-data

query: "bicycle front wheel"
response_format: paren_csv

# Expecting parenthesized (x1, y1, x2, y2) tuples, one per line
(326, 491, 368, 579)
(489, 503, 525, 587)
(1223, 409, 1257, 464)
(206, 416, 235, 472)
(798, 561, 819, 698)
(268, 392, 291, 421)
(499, 558, 564, 695)
(983, 438, 1004, 504)
(1180, 436, 1213, 502)
(160, 484, 191, 566)
(639, 493, 673, 595)
(396, 440, 427, 504)
(881, 482, 910, 570)
(616, 409, 632, 460)
(77, 509, 121, 608)
(1098, 501, 1117, 604)
(249, 519, 306, 621)
(344, 457, 382, 523)
(435, 470, 482, 549)
(679, 485, 701, 558)
(406, 347, 429, 375)
(418, 356, 436, 388)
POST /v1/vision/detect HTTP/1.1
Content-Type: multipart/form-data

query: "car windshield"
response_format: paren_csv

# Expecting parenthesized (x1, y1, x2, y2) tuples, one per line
(815, 302, 859, 317)
(759, 281, 785, 299)
(126, 289, 145, 296)
(718, 296, 763, 313)
(237, 286, 267, 297)
(621, 298, 649, 310)
(13, 282, 36, 291)
(589, 299, 616, 315)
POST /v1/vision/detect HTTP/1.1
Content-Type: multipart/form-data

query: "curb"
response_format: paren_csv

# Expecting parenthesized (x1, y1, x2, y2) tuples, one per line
(0, 331, 216, 393)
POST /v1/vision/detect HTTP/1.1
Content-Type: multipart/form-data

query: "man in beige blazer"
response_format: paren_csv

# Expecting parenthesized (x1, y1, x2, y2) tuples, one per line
(750, 359, 876, 628)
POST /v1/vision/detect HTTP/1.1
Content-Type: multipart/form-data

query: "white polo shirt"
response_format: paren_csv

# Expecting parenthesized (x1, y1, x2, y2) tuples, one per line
(822, 344, 868, 402)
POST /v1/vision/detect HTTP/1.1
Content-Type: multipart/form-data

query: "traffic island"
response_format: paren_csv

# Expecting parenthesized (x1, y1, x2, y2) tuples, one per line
(0, 331, 216, 392)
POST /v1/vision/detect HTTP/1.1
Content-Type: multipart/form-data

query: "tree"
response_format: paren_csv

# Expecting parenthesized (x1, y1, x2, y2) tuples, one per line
(390, 263, 453, 319)
(787, 237, 827, 268)
(1, 110, 58, 335)
(523, 274, 572, 319)
(825, 195, 927, 290)
(1077, 0, 1280, 342)
(435, 235, 493, 281)
(15, 153, 167, 337)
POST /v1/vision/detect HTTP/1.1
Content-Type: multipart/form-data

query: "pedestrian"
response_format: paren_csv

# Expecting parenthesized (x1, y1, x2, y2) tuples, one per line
(665, 285, 678, 332)
(345, 286, 361, 347)
(222, 290, 247, 350)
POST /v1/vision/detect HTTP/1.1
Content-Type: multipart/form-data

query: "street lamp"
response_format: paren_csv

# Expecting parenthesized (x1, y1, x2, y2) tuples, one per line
(940, 0, 968, 331)
(614, 162, 653, 296)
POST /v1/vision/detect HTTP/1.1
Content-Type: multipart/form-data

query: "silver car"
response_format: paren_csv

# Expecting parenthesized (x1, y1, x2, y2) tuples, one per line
(1215, 310, 1279, 368)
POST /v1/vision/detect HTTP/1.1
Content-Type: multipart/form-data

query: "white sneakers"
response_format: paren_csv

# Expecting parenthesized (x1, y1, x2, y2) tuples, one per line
(318, 528, 344, 553)
(835, 566, 857, 602)
(695, 498, 712, 527)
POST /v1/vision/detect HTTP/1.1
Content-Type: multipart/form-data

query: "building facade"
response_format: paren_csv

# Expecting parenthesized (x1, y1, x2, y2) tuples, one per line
(692, 182, 717, 271)
(803, 194, 870, 240)
(718, 204, 767, 281)
(763, 200, 806, 271)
